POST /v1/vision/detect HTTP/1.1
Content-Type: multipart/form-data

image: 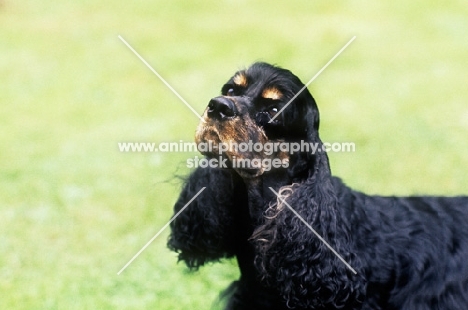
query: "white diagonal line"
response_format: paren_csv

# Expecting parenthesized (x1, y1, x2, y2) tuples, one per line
(269, 36, 356, 123)
(268, 187, 357, 274)
(117, 187, 206, 275)
(118, 35, 204, 122)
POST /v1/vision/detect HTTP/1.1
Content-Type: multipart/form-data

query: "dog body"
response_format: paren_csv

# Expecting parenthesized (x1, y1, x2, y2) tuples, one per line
(168, 62, 468, 309)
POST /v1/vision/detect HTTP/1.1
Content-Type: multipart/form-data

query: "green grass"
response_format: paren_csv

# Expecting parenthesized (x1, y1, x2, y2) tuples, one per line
(1, 0, 468, 308)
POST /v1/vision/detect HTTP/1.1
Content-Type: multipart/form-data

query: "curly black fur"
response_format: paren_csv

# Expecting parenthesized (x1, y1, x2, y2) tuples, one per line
(168, 62, 468, 309)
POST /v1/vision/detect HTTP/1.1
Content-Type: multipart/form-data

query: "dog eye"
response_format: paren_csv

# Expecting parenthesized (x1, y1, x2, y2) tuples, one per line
(226, 88, 235, 96)
(269, 107, 279, 116)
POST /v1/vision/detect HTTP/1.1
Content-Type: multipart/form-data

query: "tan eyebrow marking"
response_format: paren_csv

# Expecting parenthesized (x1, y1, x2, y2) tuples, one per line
(233, 73, 248, 87)
(262, 87, 283, 100)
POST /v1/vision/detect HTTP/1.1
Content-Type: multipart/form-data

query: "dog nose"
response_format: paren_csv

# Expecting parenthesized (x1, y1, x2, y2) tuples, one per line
(207, 96, 236, 120)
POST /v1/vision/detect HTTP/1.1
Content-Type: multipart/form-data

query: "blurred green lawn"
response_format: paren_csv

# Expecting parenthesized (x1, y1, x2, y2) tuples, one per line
(1, 0, 468, 309)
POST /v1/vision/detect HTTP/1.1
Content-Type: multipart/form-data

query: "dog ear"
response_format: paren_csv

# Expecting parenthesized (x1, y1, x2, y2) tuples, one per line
(253, 180, 366, 308)
(254, 88, 367, 308)
(168, 167, 248, 269)
(285, 88, 330, 182)
(253, 169, 366, 308)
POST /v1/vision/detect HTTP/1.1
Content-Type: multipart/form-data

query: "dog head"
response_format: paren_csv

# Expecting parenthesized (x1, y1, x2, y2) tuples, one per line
(196, 62, 324, 179)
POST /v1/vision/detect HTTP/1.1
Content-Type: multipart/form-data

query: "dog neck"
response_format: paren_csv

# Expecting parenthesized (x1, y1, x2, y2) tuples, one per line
(240, 168, 292, 226)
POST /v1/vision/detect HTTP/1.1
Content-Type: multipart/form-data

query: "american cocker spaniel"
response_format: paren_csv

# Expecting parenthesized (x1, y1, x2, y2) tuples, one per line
(168, 62, 468, 309)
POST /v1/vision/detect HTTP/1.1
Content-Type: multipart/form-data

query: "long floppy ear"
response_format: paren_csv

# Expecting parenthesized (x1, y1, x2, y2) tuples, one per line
(285, 87, 325, 181)
(253, 89, 366, 308)
(168, 166, 248, 269)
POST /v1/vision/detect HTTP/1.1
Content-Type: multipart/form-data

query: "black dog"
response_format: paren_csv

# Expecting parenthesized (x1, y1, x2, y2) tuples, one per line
(168, 62, 468, 309)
